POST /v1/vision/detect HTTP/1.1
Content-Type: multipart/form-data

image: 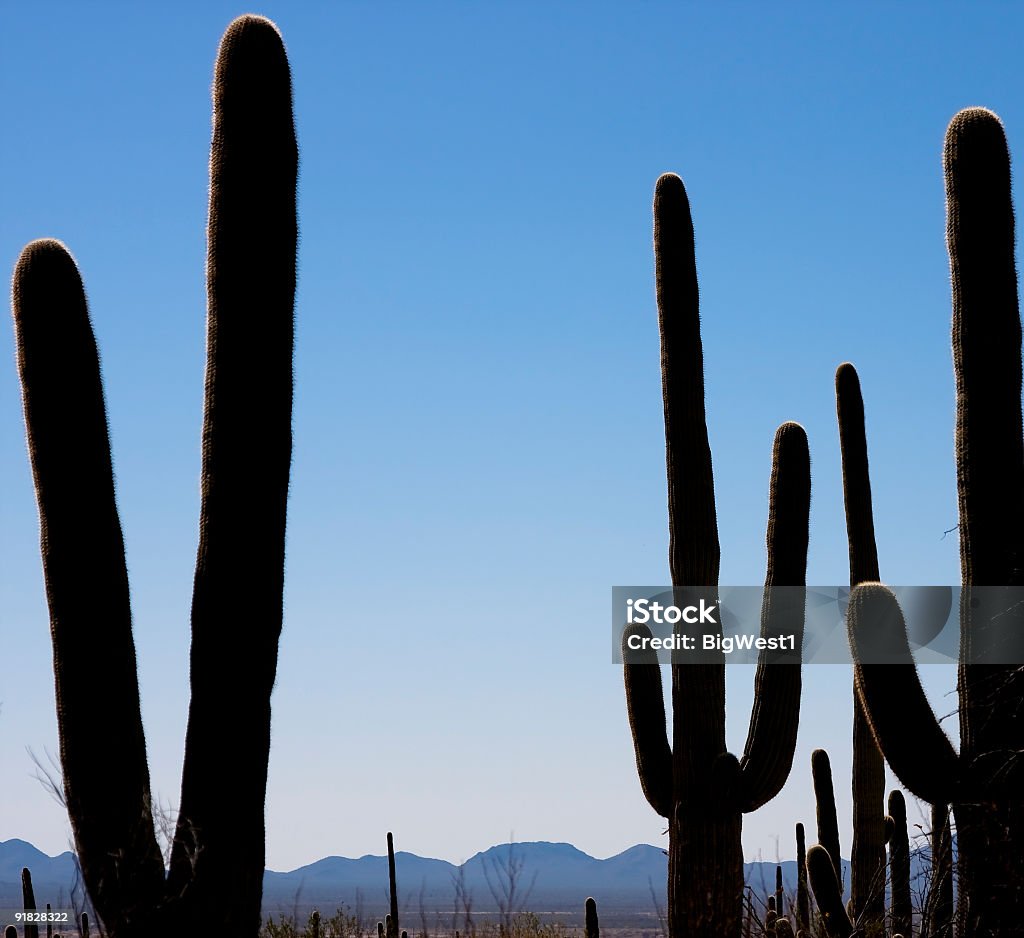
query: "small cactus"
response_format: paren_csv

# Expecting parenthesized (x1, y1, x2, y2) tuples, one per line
(584, 898, 599, 938)
(21, 868, 38, 938)
(811, 751, 842, 887)
(387, 832, 400, 938)
(806, 845, 853, 938)
(794, 824, 810, 933)
(886, 791, 911, 938)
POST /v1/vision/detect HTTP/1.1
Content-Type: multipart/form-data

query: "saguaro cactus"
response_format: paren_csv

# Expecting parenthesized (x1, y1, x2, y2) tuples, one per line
(794, 823, 810, 934)
(387, 832, 400, 938)
(885, 791, 911, 938)
(806, 845, 852, 938)
(922, 803, 954, 938)
(11, 16, 297, 938)
(834, 363, 887, 932)
(847, 108, 1024, 935)
(623, 173, 811, 937)
(585, 897, 600, 938)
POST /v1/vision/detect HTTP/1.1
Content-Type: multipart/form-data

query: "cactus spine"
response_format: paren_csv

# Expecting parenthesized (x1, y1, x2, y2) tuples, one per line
(11, 16, 296, 938)
(846, 108, 1024, 935)
(623, 173, 811, 937)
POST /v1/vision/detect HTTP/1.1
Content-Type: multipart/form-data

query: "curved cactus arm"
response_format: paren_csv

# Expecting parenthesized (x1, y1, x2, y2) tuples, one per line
(847, 585, 960, 805)
(623, 624, 673, 818)
(167, 15, 297, 922)
(11, 240, 166, 927)
(810, 749, 842, 886)
(737, 422, 810, 811)
(806, 845, 854, 938)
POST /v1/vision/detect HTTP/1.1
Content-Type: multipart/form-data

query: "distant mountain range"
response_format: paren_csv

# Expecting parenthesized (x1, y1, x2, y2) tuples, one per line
(0, 837, 945, 928)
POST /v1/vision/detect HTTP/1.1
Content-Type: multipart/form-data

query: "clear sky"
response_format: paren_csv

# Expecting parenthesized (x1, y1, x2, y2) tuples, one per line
(1, 3, 1021, 873)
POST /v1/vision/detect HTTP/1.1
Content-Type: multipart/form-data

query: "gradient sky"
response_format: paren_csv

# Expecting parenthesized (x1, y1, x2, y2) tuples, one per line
(2, 3, 1022, 874)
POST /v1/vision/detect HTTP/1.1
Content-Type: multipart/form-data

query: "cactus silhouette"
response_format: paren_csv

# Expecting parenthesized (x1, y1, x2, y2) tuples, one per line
(387, 833, 400, 938)
(885, 791, 911, 938)
(21, 868, 38, 938)
(794, 823, 810, 934)
(846, 108, 1024, 935)
(805, 845, 852, 938)
(810, 749, 842, 891)
(10, 15, 297, 938)
(585, 897, 599, 938)
(834, 363, 887, 932)
(623, 172, 811, 937)
(922, 802, 954, 938)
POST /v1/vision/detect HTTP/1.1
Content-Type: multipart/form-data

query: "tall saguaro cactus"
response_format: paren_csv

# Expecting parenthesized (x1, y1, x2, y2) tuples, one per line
(834, 363, 886, 932)
(847, 108, 1024, 935)
(623, 173, 811, 937)
(11, 16, 297, 938)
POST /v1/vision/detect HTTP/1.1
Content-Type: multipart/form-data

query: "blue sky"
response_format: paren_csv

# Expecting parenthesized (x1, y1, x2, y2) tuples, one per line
(1, 3, 1021, 873)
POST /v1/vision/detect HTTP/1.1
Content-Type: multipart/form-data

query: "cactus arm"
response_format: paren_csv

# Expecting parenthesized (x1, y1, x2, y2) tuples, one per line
(11, 240, 166, 927)
(806, 845, 854, 938)
(835, 363, 880, 584)
(847, 585, 960, 805)
(737, 423, 810, 811)
(623, 625, 674, 818)
(655, 172, 720, 589)
(810, 749, 842, 886)
(168, 16, 297, 924)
